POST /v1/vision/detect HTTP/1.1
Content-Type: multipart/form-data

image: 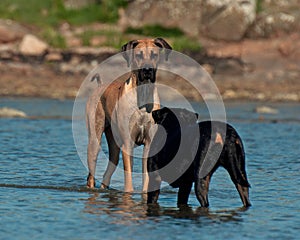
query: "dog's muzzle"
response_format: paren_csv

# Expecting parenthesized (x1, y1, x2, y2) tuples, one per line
(138, 64, 156, 84)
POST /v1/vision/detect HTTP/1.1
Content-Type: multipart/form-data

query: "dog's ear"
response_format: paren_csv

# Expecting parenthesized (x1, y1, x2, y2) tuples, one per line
(121, 40, 139, 67)
(154, 38, 172, 61)
(90, 73, 101, 86)
(180, 108, 198, 123)
(152, 110, 160, 123)
(152, 109, 166, 124)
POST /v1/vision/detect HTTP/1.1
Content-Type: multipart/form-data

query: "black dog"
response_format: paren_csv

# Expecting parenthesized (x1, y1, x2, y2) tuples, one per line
(147, 107, 251, 208)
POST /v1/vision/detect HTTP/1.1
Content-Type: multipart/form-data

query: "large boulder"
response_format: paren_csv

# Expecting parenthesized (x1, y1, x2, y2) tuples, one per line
(201, 0, 256, 41)
(123, 0, 256, 41)
(123, 0, 202, 37)
(247, 0, 300, 38)
(19, 34, 48, 56)
(0, 19, 27, 43)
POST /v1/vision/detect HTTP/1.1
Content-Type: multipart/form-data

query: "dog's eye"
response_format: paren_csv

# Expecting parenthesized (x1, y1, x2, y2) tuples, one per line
(136, 52, 143, 60)
(150, 51, 158, 60)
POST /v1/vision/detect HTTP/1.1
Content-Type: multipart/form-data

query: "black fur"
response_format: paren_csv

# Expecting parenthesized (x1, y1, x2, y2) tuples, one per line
(147, 107, 251, 208)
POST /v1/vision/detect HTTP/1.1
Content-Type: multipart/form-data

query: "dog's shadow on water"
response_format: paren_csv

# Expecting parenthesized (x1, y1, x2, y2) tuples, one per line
(146, 203, 248, 223)
(83, 190, 249, 224)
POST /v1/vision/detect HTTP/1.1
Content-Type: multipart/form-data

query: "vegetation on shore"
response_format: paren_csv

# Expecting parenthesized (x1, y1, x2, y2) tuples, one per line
(0, 0, 201, 51)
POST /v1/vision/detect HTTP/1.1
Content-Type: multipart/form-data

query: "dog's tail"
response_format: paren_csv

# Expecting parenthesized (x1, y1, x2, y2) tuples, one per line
(90, 73, 102, 86)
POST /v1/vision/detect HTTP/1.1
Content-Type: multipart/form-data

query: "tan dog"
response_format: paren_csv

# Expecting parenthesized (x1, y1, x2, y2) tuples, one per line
(86, 38, 172, 192)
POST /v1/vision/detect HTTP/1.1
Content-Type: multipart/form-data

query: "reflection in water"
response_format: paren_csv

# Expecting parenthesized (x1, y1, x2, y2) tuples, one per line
(84, 191, 148, 224)
(147, 203, 247, 223)
(83, 190, 248, 224)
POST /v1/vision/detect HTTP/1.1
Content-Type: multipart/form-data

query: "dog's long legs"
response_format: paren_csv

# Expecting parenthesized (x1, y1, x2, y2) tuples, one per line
(178, 181, 193, 206)
(224, 151, 251, 207)
(87, 136, 100, 188)
(87, 120, 104, 188)
(147, 171, 162, 204)
(86, 101, 105, 188)
(195, 174, 211, 207)
(142, 144, 150, 193)
(122, 144, 134, 192)
(101, 127, 121, 189)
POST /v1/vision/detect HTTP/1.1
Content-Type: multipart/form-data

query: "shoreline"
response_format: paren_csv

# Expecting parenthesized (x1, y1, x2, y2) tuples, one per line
(1, 32, 299, 102)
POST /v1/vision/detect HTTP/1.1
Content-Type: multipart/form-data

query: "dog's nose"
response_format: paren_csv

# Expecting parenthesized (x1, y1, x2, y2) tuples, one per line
(142, 65, 153, 74)
(142, 67, 154, 81)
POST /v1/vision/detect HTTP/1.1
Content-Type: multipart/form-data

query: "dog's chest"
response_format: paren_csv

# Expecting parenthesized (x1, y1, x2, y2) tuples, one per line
(131, 111, 152, 145)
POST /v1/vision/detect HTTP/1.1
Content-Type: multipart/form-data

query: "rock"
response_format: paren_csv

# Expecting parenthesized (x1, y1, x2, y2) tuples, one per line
(278, 40, 293, 57)
(70, 46, 116, 57)
(123, 0, 203, 37)
(65, 36, 82, 48)
(201, 0, 256, 41)
(45, 51, 63, 61)
(214, 58, 245, 75)
(247, 12, 297, 38)
(0, 44, 17, 60)
(247, 0, 300, 38)
(19, 34, 48, 56)
(223, 89, 237, 99)
(0, 19, 28, 43)
(202, 63, 214, 75)
(90, 36, 106, 47)
(0, 107, 27, 118)
(255, 106, 279, 114)
(123, 0, 256, 40)
(273, 93, 299, 102)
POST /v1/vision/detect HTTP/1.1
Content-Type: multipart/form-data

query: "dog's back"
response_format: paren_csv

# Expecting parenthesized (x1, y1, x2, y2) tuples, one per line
(148, 107, 251, 207)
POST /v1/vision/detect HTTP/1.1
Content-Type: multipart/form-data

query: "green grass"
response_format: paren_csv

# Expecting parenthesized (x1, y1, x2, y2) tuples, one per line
(0, 0, 127, 48)
(41, 27, 67, 49)
(256, 0, 263, 13)
(172, 37, 202, 52)
(0, 0, 127, 27)
(125, 25, 201, 52)
(0, 0, 202, 51)
(78, 29, 130, 49)
(125, 24, 185, 38)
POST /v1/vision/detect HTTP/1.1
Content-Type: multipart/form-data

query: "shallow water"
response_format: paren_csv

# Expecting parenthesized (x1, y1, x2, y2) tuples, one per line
(0, 98, 299, 240)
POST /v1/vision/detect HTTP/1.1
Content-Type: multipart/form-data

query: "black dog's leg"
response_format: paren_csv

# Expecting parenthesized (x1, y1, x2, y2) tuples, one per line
(147, 189, 160, 204)
(236, 184, 251, 208)
(195, 174, 211, 207)
(225, 139, 251, 207)
(147, 172, 162, 204)
(177, 181, 193, 206)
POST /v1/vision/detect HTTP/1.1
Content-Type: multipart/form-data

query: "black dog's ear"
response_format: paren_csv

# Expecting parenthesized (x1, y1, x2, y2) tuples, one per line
(154, 38, 172, 61)
(152, 110, 160, 124)
(179, 108, 198, 123)
(121, 40, 139, 67)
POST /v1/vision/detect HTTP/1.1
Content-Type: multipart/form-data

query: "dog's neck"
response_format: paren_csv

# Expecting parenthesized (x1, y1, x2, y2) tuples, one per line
(160, 117, 181, 134)
(124, 73, 158, 113)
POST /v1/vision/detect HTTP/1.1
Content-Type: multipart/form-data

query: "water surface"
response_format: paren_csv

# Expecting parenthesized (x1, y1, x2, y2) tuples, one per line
(0, 98, 299, 239)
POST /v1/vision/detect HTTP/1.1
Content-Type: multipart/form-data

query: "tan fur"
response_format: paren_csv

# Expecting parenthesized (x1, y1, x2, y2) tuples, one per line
(86, 39, 171, 192)
(215, 132, 224, 145)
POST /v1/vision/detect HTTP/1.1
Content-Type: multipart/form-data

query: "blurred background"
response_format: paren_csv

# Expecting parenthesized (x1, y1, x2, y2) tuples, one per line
(0, 0, 299, 103)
